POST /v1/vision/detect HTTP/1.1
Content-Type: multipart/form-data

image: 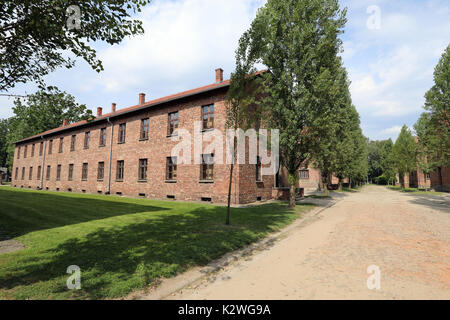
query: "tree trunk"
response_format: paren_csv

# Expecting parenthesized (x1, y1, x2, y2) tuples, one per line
(438, 167, 443, 192)
(338, 178, 343, 191)
(322, 176, 329, 196)
(289, 182, 296, 208)
(226, 136, 237, 225)
(226, 162, 234, 225)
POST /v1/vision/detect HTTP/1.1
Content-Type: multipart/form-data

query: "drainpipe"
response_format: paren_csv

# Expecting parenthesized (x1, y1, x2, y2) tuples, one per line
(40, 136, 47, 190)
(106, 117, 114, 195)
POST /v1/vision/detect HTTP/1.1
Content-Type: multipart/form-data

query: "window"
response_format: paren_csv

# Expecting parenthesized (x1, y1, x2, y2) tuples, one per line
(166, 157, 177, 181)
(17, 146, 20, 159)
(14, 167, 18, 180)
(84, 132, 90, 149)
(118, 123, 126, 143)
(37, 166, 41, 180)
(20, 167, 25, 180)
(140, 118, 150, 140)
(202, 104, 214, 130)
(256, 156, 262, 182)
(116, 160, 124, 181)
(24, 145, 27, 158)
(168, 112, 178, 136)
(299, 170, 309, 180)
(201, 154, 214, 181)
(426, 173, 431, 180)
(138, 159, 148, 181)
(99, 128, 107, 146)
(46, 166, 51, 180)
(70, 135, 76, 151)
(97, 162, 105, 181)
(56, 165, 62, 181)
(39, 142, 43, 156)
(29, 167, 33, 180)
(31, 144, 35, 157)
(59, 137, 64, 153)
(48, 140, 53, 154)
(82, 163, 88, 181)
(68, 164, 74, 181)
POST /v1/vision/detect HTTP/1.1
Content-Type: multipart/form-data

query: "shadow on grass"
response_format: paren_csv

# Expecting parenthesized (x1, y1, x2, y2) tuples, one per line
(0, 188, 166, 237)
(0, 202, 305, 299)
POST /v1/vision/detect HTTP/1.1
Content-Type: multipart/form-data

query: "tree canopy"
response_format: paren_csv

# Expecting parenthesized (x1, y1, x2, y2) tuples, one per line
(414, 44, 450, 173)
(5, 87, 93, 170)
(0, 0, 151, 91)
(393, 125, 417, 187)
(228, 0, 349, 207)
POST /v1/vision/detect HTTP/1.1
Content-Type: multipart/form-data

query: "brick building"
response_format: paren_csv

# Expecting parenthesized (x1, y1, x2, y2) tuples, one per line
(11, 69, 296, 204)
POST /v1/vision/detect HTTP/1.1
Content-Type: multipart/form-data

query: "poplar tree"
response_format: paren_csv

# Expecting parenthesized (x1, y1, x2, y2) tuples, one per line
(228, 0, 347, 207)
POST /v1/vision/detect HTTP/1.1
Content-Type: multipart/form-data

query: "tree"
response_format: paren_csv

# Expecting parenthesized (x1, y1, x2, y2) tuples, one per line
(224, 57, 259, 225)
(5, 87, 93, 170)
(229, 0, 347, 207)
(380, 139, 396, 185)
(414, 44, 450, 189)
(393, 125, 417, 188)
(0, 0, 151, 91)
(0, 118, 9, 168)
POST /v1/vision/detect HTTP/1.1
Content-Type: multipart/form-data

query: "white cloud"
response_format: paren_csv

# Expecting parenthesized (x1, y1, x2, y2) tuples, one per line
(380, 125, 402, 135)
(93, 0, 265, 95)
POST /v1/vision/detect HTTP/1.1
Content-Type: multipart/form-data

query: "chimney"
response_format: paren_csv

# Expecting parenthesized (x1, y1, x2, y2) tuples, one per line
(97, 107, 103, 117)
(215, 68, 224, 83)
(111, 103, 116, 113)
(63, 119, 69, 126)
(139, 93, 146, 105)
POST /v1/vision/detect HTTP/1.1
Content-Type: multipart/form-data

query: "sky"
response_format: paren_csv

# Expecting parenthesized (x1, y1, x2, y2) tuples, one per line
(0, 0, 449, 141)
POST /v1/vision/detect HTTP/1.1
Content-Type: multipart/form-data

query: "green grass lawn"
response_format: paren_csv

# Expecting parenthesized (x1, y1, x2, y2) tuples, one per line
(387, 186, 445, 196)
(0, 187, 314, 300)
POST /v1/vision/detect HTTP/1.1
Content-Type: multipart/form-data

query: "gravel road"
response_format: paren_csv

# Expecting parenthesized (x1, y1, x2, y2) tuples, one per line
(169, 186, 450, 300)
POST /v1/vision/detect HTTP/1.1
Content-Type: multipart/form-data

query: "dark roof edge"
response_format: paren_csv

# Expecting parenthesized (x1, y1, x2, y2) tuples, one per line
(13, 81, 230, 144)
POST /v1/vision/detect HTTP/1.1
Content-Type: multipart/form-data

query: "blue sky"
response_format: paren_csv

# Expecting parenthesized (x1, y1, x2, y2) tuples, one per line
(0, 0, 449, 141)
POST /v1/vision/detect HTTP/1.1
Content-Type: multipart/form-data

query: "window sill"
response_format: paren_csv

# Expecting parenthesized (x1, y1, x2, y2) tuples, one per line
(199, 180, 214, 184)
(99, 145, 106, 148)
(165, 180, 177, 183)
(116, 179, 124, 182)
(97, 179, 104, 182)
(83, 147, 89, 150)
(256, 180, 264, 183)
(201, 128, 215, 133)
(139, 138, 149, 141)
(166, 134, 178, 138)
(137, 180, 147, 183)
(81, 179, 87, 181)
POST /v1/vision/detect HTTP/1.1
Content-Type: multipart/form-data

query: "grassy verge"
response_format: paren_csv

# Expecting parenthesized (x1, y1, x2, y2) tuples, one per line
(0, 187, 314, 300)
(387, 186, 445, 196)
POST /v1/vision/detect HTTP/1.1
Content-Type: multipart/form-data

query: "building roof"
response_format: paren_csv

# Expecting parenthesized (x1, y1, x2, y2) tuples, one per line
(14, 78, 233, 144)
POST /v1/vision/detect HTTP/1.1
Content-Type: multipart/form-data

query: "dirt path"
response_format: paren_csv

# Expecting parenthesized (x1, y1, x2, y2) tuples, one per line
(168, 186, 450, 300)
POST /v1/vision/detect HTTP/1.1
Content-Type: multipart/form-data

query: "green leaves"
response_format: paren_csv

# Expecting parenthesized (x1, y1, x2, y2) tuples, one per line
(393, 125, 417, 177)
(0, 0, 151, 91)
(414, 44, 450, 172)
(5, 87, 93, 170)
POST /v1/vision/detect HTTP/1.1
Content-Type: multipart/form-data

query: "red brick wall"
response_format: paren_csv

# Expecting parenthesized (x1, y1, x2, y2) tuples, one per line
(11, 89, 275, 204)
(430, 167, 450, 191)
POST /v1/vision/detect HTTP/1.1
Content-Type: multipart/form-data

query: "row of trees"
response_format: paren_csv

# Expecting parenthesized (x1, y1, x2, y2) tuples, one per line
(0, 88, 93, 174)
(226, 0, 368, 208)
(367, 44, 449, 189)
